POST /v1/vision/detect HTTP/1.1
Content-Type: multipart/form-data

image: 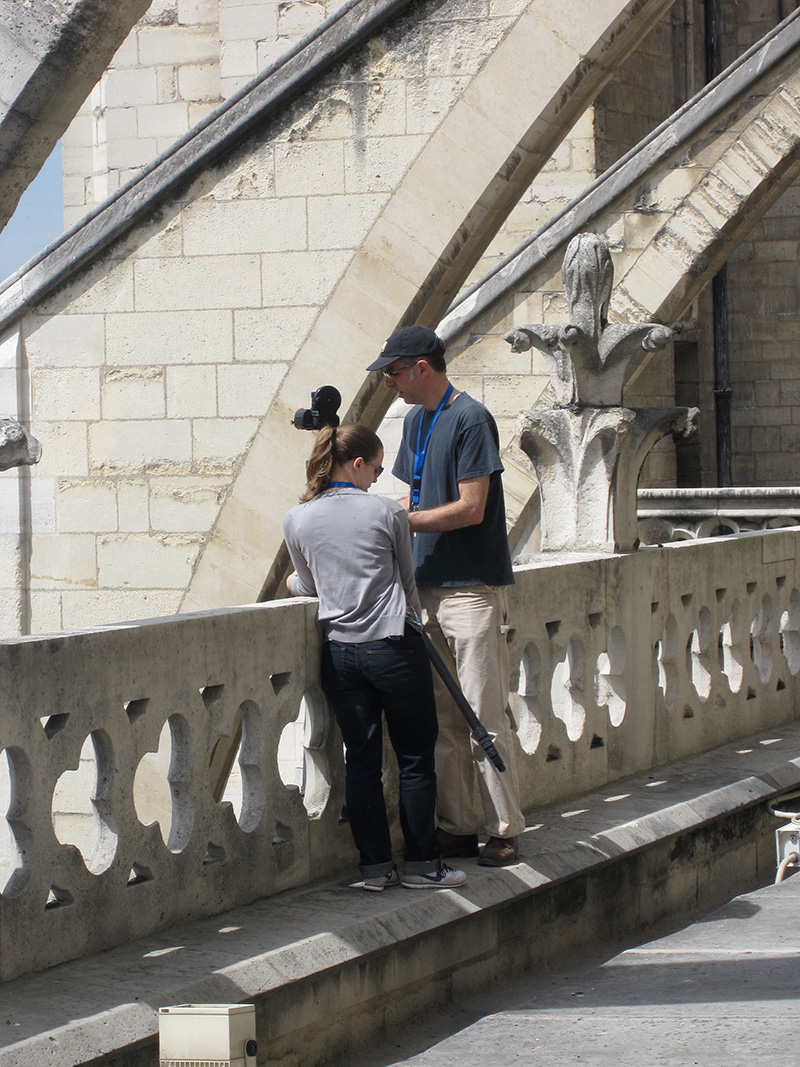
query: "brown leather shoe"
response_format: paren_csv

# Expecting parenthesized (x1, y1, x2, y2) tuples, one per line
(478, 836, 519, 866)
(437, 829, 479, 858)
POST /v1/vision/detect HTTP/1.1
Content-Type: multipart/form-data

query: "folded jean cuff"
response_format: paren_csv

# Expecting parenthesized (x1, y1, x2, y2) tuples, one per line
(360, 860, 396, 878)
(401, 859, 440, 876)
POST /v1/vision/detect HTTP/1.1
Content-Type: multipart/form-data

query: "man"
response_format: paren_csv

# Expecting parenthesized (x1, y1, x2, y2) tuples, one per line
(366, 324, 525, 866)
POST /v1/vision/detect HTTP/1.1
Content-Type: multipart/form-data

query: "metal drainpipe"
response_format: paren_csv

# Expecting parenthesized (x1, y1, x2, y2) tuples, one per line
(683, 0, 695, 99)
(705, 0, 733, 487)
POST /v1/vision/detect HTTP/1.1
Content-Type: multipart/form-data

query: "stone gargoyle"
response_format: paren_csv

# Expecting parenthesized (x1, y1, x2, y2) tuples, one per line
(0, 418, 42, 471)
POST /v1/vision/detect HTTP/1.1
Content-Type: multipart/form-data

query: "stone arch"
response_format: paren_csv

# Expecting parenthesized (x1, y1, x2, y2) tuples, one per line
(181, 0, 680, 610)
(2, 4, 800, 627)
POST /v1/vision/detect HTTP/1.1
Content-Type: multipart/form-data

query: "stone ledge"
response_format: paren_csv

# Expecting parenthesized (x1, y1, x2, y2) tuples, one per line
(3, 721, 799, 1067)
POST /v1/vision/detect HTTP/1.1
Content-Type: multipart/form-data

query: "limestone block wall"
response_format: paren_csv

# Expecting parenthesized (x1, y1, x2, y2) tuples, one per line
(726, 183, 800, 485)
(61, 0, 683, 446)
(0, 0, 152, 233)
(592, 4, 690, 487)
(63, 0, 219, 225)
(646, 0, 800, 490)
(459, 109, 600, 298)
(373, 0, 698, 497)
(62, 0, 608, 481)
(184, 1, 686, 614)
(460, 4, 698, 292)
(7, 0, 800, 637)
(437, 3, 692, 490)
(0, 0, 687, 632)
(16, 0, 546, 633)
(437, 15, 800, 553)
(449, 0, 800, 494)
(61, 0, 351, 227)
(218, 0, 344, 96)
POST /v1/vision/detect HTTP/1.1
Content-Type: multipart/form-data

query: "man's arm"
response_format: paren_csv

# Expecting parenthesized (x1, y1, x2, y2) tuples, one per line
(407, 474, 489, 533)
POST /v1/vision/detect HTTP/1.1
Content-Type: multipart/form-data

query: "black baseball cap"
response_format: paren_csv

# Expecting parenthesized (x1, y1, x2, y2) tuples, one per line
(366, 325, 445, 371)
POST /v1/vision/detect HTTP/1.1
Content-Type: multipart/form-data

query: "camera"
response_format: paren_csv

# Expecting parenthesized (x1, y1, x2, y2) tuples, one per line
(293, 386, 341, 430)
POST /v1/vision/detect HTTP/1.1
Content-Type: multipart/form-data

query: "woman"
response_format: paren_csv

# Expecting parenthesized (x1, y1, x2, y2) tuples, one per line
(283, 423, 466, 892)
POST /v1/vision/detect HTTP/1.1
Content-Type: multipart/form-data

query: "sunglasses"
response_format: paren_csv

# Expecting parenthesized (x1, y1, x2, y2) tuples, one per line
(383, 360, 419, 379)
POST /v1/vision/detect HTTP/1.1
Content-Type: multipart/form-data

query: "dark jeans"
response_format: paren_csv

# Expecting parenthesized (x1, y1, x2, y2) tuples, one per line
(321, 628, 439, 877)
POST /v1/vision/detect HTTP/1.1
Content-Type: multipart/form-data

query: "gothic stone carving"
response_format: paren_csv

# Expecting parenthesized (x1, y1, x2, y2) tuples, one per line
(505, 232, 697, 552)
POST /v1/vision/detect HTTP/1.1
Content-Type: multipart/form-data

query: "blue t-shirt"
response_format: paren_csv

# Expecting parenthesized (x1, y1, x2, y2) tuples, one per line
(393, 392, 514, 587)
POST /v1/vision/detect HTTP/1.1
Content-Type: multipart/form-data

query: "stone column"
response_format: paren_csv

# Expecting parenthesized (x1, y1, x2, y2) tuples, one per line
(518, 404, 697, 551)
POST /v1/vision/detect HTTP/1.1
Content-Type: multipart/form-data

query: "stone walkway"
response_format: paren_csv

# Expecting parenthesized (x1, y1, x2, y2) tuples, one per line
(2, 724, 799, 1066)
(356, 870, 800, 1066)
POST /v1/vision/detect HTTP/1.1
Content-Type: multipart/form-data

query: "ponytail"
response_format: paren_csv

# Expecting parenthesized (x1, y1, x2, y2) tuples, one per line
(302, 426, 336, 500)
(301, 423, 382, 501)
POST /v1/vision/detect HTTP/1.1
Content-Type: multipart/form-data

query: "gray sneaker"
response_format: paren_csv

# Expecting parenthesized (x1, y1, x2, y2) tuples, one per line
(362, 868, 400, 892)
(401, 864, 467, 889)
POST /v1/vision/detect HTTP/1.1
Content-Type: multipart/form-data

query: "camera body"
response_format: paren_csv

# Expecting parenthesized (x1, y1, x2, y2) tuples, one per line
(293, 386, 341, 430)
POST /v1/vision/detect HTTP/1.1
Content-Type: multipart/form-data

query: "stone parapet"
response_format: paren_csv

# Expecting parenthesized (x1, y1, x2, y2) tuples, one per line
(0, 718, 796, 1066)
(638, 486, 800, 542)
(2, 529, 800, 982)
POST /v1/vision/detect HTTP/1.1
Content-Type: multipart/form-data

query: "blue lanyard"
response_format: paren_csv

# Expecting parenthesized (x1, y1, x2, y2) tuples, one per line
(411, 384, 453, 509)
(328, 481, 357, 489)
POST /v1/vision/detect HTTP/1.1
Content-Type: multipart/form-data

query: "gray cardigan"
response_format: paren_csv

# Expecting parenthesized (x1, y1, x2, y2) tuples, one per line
(283, 487, 422, 642)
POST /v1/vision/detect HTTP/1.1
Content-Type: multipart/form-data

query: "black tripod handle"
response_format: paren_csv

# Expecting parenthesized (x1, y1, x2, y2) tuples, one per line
(408, 616, 506, 772)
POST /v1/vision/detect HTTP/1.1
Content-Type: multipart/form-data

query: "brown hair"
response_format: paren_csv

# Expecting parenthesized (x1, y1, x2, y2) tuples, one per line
(301, 424, 382, 501)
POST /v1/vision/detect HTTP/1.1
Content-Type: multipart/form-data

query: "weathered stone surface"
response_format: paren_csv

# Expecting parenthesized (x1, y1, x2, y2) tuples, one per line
(0, 759, 791, 1065)
(505, 233, 673, 409)
(504, 232, 690, 553)
(3, 1, 800, 627)
(519, 405, 697, 551)
(185, 0, 679, 612)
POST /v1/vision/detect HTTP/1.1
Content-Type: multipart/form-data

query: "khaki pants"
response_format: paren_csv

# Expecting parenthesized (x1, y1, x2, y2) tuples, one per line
(419, 585, 525, 840)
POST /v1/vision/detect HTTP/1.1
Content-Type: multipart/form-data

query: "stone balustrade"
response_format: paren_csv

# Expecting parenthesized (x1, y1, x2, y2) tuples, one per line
(2, 528, 800, 982)
(638, 487, 800, 543)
